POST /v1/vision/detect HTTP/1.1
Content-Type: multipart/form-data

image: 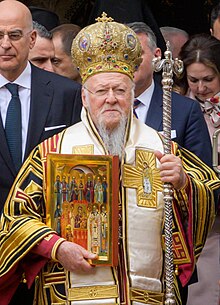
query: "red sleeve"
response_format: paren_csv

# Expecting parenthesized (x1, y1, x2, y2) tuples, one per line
(0, 234, 62, 304)
(0, 264, 21, 305)
(22, 234, 62, 287)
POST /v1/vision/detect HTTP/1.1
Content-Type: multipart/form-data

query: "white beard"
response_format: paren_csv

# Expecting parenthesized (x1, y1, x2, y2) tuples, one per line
(97, 115, 127, 160)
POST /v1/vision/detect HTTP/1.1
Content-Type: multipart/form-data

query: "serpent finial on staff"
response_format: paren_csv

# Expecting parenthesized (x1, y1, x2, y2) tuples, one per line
(152, 41, 183, 305)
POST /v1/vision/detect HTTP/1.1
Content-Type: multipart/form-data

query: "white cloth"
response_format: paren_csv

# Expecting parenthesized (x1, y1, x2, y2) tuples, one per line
(135, 80, 154, 122)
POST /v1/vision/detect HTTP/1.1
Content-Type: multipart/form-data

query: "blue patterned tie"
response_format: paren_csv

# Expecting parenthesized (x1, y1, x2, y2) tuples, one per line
(133, 99, 141, 118)
(5, 83, 22, 172)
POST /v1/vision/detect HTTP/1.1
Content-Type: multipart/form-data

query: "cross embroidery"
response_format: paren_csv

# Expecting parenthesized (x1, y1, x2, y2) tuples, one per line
(122, 149, 163, 208)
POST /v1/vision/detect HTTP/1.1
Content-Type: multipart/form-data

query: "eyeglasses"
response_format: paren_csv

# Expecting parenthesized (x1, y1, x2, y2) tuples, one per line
(0, 30, 31, 42)
(83, 86, 130, 98)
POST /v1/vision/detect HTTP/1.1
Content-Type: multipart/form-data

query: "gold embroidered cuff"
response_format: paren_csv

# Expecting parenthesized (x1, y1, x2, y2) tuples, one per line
(51, 238, 66, 262)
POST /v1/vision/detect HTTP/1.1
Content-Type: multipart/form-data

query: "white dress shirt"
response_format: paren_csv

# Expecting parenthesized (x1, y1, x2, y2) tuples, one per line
(135, 80, 155, 122)
(0, 62, 31, 160)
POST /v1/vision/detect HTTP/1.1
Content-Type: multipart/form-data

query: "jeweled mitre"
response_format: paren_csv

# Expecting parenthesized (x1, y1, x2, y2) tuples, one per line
(71, 12, 142, 83)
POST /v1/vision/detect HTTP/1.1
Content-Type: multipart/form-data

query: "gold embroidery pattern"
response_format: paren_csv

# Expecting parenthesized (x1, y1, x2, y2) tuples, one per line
(44, 234, 54, 241)
(130, 287, 164, 304)
(172, 232, 190, 263)
(72, 144, 94, 155)
(43, 270, 66, 286)
(161, 210, 191, 264)
(123, 149, 163, 208)
(68, 284, 118, 301)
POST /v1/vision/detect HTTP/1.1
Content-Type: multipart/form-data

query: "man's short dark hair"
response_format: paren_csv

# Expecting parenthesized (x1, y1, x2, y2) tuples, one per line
(127, 21, 157, 51)
(51, 24, 81, 56)
(33, 20, 52, 39)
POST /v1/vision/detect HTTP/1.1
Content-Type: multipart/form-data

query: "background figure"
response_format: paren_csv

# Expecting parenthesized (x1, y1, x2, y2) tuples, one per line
(160, 26, 189, 59)
(61, 175, 69, 202)
(127, 22, 212, 168)
(179, 33, 220, 141)
(51, 23, 81, 82)
(210, 2, 220, 40)
(102, 177, 107, 204)
(29, 5, 60, 30)
(100, 204, 108, 253)
(179, 33, 220, 305)
(0, 0, 82, 212)
(70, 176, 78, 201)
(78, 180, 84, 200)
(54, 203, 61, 235)
(94, 177, 103, 204)
(28, 20, 54, 71)
(84, 177, 93, 203)
(54, 174, 62, 206)
(74, 205, 83, 228)
(87, 204, 101, 254)
(0, 1, 82, 303)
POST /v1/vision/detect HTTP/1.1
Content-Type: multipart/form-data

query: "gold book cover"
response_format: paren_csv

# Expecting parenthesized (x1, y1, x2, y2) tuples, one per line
(46, 153, 119, 266)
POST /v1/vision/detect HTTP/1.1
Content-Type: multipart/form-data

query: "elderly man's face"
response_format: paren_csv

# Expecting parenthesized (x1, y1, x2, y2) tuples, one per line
(82, 73, 134, 131)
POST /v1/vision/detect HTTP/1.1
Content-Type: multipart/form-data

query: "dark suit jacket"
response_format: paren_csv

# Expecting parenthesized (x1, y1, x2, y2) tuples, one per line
(0, 64, 82, 211)
(146, 82, 212, 167)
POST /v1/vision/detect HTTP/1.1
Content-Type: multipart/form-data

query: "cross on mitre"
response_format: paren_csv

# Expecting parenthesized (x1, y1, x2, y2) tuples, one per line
(95, 12, 114, 23)
(123, 149, 163, 208)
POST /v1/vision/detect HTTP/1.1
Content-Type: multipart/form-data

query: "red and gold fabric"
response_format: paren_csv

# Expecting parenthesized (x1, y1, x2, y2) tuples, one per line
(0, 108, 219, 305)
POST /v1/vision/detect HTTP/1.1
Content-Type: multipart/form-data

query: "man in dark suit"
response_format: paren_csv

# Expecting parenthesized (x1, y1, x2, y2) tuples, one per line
(0, 1, 82, 304)
(0, 1, 82, 215)
(128, 22, 212, 168)
(0, 64, 82, 212)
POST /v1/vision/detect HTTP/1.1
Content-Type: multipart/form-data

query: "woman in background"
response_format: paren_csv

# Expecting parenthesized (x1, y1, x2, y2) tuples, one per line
(178, 34, 220, 145)
(178, 33, 220, 305)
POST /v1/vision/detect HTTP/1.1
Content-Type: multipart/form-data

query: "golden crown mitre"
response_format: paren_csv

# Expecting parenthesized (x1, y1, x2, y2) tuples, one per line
(71, 12, 143, 83)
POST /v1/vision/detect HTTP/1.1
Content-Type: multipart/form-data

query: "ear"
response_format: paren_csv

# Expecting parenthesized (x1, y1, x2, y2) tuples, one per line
(29, 30, 37, 49)
(154, 47, 162, 58)
(210, 28, 213, 36)
(81, 87, 88, 108)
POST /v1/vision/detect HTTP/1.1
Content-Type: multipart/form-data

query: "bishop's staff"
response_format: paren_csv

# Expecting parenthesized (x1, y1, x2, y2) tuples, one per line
(152, 42, 183, 305)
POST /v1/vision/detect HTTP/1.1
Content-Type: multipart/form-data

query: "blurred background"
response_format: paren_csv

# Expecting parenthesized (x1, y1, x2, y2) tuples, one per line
(20, 0, 219, 35)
